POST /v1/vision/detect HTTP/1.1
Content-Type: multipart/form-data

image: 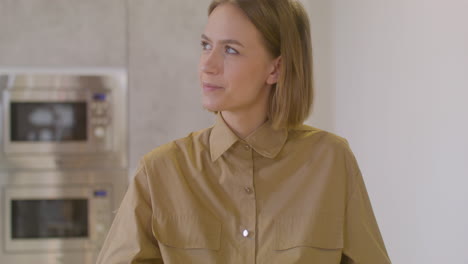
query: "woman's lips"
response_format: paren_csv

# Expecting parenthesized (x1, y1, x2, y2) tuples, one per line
(203, 82, 223, 92)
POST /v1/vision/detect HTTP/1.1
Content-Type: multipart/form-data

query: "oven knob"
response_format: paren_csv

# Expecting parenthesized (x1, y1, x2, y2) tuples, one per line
(94, 127, 105, 138)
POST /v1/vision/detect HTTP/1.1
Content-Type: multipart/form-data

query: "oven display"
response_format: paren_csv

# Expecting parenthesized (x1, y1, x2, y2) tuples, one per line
(10, 102, 87, 142)
(11, 199, 88, 239)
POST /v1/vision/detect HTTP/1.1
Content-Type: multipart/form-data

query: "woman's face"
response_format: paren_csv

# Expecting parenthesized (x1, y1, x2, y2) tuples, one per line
(199, 3, 280, 114)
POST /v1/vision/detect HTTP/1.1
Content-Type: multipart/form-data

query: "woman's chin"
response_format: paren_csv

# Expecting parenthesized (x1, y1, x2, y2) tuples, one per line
(202, 100, 223, 112)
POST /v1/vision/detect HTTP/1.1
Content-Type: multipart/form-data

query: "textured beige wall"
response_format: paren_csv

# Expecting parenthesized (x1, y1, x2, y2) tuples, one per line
(128, 0, 214, 169)
(0, 0, 126, 67)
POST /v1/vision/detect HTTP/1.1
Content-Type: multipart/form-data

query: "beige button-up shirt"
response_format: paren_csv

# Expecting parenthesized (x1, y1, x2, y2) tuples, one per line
(96, 113, 391, 264)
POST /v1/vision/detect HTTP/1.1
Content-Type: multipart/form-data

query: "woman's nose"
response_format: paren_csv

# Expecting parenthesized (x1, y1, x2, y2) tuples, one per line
(200, 51, 222, 75)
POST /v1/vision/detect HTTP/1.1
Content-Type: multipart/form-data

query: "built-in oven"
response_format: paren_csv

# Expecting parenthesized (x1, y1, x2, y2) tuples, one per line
(4, 184, 112, 253)
(0, 169, 127, 264)
(3, 78, 113, 154)
(0, 73, 128, 170)
(0, 73, 128, 264)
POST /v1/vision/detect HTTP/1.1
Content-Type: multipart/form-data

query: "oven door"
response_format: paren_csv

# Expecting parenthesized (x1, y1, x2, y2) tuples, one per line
(3, 89, 108, 154)
(4, 185, 108, 253)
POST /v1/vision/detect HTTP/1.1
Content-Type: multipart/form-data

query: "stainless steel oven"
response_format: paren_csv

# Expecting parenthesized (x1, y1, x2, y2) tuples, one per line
(0, 169, 127, 264)
(4, 184, 111, 252)
(0, 73, 128, 170)
(4, 87, 111, 154)
(0, 73, 128, 264)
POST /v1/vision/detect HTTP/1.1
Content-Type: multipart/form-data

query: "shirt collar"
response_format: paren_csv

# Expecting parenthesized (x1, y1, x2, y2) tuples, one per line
(209, 112, 288, 161)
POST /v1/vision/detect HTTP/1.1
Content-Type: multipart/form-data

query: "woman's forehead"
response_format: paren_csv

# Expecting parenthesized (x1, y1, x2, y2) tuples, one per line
(204, 4, 263, 46)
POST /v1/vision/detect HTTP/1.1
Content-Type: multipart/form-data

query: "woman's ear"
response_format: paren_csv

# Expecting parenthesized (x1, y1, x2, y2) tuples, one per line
(266, 56, 281, 85)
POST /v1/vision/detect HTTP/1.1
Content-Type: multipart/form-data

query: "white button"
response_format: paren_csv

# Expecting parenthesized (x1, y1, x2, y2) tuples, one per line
(244, 144, 250, 150)
(244, 187, 252, 194)
(242, 229, 249, 237)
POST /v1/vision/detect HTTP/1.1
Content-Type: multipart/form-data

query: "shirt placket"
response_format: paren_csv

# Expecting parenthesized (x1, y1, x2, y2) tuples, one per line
(238, 141, 257, 264)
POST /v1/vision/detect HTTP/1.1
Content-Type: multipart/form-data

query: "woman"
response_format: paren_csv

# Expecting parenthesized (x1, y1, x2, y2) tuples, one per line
(97, 0, 391, 263)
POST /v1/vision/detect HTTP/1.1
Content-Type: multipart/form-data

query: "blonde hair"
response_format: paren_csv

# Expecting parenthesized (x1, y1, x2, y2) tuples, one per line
(208, 0, 313, 129)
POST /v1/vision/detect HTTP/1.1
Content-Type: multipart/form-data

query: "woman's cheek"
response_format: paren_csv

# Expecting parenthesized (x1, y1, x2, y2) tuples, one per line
(229, 63, 250, 82)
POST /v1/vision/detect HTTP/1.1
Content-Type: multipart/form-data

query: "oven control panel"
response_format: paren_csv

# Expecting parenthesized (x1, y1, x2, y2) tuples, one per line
(90, 92, 111, 141)
(91, 187, 113, 247)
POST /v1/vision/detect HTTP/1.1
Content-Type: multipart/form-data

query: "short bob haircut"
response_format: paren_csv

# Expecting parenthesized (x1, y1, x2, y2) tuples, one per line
(208, 0, 313, 129)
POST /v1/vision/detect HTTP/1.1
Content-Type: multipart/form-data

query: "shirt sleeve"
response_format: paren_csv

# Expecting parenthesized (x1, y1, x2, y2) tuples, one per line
(96, 159, 164, 264)
(341, 143, 392, 264)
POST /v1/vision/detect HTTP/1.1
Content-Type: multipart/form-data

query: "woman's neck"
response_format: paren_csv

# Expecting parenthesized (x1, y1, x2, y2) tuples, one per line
(221, 108, 268, 139)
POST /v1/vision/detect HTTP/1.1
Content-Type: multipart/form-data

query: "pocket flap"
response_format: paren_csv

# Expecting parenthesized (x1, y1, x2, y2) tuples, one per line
(152, 214, 221, 250)
(274, 214, 344, 250)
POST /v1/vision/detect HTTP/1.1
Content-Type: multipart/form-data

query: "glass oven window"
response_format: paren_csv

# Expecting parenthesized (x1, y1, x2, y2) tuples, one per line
(11, 199, 88, 239)
(10, 102, 87, 142)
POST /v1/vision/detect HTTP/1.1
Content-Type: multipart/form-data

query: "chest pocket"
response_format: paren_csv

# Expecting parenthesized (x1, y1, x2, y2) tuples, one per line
(274, 213, 344, 251)
(152, 214, 222, 250)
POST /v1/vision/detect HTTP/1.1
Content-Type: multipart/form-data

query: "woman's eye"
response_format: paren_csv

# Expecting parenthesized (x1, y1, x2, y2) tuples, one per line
(225, 46, 238, 55)
(201, 41, 212, 50)
(200, 41, 238, 55)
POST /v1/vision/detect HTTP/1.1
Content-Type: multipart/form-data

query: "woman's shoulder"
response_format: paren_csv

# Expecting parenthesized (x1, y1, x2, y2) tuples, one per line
(290, 123, 351, 150)
(141, 126, 213, 165)
(290, 124, 359, 174)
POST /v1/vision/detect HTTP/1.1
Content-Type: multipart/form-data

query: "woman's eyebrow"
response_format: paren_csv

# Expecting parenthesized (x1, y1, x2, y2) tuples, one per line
(201, 34, 245, 47)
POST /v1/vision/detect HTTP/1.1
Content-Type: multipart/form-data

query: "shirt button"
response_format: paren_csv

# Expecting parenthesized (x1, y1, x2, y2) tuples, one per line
(242, 229, 249, 237)
(244, 187, 252, 194)
(243, 144, 250, 150)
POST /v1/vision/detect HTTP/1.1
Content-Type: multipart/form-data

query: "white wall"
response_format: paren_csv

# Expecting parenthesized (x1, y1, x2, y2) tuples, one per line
(302, 0, 335, 131)
(331, 0, 468, 263)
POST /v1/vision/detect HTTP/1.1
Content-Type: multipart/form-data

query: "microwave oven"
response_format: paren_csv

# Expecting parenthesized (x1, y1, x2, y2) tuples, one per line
(3, 87, 113, 154)
(0, 74, 128, 169)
